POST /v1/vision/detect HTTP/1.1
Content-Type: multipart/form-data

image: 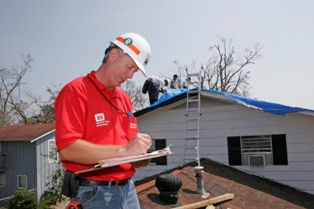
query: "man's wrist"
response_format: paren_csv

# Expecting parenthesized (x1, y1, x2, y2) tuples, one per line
(117, 145, 126, 157)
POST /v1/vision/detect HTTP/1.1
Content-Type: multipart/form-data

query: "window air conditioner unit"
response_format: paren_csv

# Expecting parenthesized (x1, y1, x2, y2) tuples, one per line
(248, 155, 265, 166)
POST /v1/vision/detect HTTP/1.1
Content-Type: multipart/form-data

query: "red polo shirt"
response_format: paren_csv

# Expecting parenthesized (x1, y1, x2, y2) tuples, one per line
(54, 71, 138, 181)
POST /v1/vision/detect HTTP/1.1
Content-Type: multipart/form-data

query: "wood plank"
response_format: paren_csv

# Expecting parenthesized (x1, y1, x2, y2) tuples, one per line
(172, 193, 234, 209)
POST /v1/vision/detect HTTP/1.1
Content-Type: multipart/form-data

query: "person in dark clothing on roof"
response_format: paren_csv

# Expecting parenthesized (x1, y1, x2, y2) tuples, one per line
(142, 76, 168, 105)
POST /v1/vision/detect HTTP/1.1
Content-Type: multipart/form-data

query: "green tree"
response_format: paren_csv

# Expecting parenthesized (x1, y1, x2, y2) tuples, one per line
(9, 190, 37, 209)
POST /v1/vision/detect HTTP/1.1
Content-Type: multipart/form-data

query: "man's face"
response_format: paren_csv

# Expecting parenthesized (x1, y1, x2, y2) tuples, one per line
(108, 49, 139, 87)
(174, 76, 178, 80)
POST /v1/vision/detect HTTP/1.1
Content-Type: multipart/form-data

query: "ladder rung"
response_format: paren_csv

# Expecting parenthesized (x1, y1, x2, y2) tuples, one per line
(184, 136, 199, 139)
(183, 158, 199, 161)
(187, 73, 200, 77)
(185, 146, 197, 149)
(187, 108, 198, 112)
(184, 138, 197, 140)
(188, 99, 199, 103)
(187, 118, 198, 121)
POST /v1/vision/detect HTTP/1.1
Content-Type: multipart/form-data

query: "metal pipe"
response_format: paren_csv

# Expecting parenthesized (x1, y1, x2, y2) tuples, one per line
(194, 166, 205, 194)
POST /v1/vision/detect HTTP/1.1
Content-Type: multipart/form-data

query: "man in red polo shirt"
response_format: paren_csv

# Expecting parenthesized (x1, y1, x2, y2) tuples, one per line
(54, 33, 152, 209)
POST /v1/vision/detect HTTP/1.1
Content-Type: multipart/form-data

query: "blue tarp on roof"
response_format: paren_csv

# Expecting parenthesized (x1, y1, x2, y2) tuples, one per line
(150, 88, 314, 116)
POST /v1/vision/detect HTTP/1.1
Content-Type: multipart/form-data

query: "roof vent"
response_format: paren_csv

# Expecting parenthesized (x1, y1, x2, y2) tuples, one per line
(155, 174, 182, 204)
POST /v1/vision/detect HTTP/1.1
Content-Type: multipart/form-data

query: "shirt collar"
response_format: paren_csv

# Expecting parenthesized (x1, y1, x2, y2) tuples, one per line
(87, 70, 119, 97)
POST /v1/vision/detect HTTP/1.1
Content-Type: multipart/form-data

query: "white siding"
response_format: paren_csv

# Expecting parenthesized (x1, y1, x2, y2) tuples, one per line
(36, 132, 58, 198)
(134, 97, 314, 195)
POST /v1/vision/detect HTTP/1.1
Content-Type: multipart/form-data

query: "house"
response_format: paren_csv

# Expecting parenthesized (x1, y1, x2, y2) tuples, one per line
(0, 123, 57, 202)
(133, 89, 314, 196)
(135, 158, 314, 209)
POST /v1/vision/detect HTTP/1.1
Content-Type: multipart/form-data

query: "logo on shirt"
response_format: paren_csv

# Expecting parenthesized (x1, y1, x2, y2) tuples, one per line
(130, 123, 137, 129)
(94, 113, 109, 127)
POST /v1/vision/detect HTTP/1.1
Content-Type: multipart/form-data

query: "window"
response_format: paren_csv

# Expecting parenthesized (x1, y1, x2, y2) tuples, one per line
(48, 139, 58, 163)
(147, 139, 156, 163)
(0, 174, 6, 187)
(17, 175, 27, 189)
(241, 135, 272, 153)
(147, 139, 167, 165)
(227, 134, 288, 166)
(0, 144, 5, 172)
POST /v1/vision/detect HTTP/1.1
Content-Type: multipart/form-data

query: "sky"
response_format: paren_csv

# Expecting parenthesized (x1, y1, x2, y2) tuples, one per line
(1, 0, 313, 109)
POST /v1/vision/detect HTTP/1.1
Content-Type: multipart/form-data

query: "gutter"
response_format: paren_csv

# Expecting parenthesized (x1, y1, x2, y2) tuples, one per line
(30, 129, 55, 143)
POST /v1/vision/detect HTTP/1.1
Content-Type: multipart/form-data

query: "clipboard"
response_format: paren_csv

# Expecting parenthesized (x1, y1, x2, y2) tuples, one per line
(75, 145, 174, 174)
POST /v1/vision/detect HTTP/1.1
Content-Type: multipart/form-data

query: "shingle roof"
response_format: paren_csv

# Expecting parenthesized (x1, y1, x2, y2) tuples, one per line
(136, 158, 314, 209)
(0, 123, 55, 142)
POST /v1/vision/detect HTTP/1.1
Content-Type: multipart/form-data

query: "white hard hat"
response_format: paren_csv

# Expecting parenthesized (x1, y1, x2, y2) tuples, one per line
(110, 33, 151, 77)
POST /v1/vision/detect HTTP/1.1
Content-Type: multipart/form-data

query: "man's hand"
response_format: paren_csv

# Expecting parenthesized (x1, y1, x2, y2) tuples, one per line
(58, 133, 152, 164)
(131, 159, 151, 169)
(123, 133, 152, 156)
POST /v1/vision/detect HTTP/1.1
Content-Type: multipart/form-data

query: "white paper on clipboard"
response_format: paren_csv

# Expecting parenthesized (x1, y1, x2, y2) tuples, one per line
(75, 144, 174, 174)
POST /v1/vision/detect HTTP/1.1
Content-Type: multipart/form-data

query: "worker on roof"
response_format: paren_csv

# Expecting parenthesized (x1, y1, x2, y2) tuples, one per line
(142, 76, 169, 105)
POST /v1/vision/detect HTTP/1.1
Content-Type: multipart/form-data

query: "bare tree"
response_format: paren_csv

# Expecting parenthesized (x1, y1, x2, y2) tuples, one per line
(27, 85, 60, 124)
(120, 80, 148, 112)
(167, 61, 198, 88)
(169, 37, 263, 96)
(0, 54, 33, 127)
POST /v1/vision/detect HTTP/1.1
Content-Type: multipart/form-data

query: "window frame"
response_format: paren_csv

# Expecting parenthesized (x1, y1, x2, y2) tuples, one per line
(227, 134, 288, 166)
(48, 139, 58, 164)
(0, 173, 6, 187)
(241, 135, 272, 154)
(147, 138, 167, 165)
(17, 175, 27, 189)
(147, 139, 156, 164)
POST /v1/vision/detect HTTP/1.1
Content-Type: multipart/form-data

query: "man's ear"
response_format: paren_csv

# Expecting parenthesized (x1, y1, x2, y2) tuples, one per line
(108, 48, 120, 61)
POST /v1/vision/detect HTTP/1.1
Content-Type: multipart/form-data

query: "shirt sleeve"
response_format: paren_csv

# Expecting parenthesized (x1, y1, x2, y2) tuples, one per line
(54, 83, 88, 150)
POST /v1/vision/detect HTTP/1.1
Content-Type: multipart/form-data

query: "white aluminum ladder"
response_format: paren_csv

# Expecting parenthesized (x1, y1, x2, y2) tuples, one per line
(181, 69, 201, 167)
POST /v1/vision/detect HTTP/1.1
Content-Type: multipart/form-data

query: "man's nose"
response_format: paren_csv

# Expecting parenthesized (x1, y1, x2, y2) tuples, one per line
(127, 69, 137, 79)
